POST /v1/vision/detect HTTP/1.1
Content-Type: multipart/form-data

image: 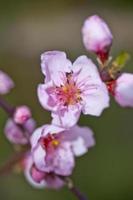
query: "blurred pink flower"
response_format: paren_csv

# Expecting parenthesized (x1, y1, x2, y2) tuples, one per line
(0, 70, 14, 94)
(4, 118, 36, 144)
(82, 15, 113, 62)
(38, 51, 109, 127)
(114, 73, 133, 107)
(24, 155, 64, 189)
(31, 124, 95, 176)
(13, 105, 31, 124)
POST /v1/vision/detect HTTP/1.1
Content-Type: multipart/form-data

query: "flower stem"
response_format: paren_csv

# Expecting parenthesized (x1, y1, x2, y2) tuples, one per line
(70, 186, 89, 200)
(62, 177, 89, 200)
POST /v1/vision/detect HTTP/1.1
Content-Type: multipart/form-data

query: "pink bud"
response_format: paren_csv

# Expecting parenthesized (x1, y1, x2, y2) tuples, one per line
(24, 155, 64, 189)
(114, 73, 133, 107)
(4, 119, 28, 144)
(82, 15, 113, 62)
(4, 118, 36, 145)
(14, 106, 31, 124)
(0, 70, 14, 94)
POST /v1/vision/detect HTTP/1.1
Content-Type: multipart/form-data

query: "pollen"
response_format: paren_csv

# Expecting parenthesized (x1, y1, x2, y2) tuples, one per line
(52, 139, 60, 147)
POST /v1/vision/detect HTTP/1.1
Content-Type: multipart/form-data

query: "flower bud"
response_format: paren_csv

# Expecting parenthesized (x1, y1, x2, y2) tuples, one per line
(4, 118, 36, 145)
(24, 155, 64, 189)
(82, 15, 113, 62)
(114, 73, 133, 107)
(14, 106, 31, 124)
(0, 70, 14, 94)
(4, 119, 28, 144)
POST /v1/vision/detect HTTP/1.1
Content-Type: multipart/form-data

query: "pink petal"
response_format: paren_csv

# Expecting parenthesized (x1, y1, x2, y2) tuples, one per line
(32, 145, 46, 172)
(62, 125, 95, 156)
(81, 82, 109, 116)
(41, 51, 72, 86)
(115, 73, 133, 107)
(51, 105, 81, 128)
(24, 156, 47, 189)
(30, 126, 44, 148)
(42, 124, 65, 136)
(52, 142, 75, 176)
(37, 82, 58, 112)
(72, 56, 102, 85)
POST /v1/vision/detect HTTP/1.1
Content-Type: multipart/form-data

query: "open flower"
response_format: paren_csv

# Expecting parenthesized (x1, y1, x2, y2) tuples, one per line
(107, 73, 133, 107)
(4, 118, 36, 144)
(24, 155, 64, 189)
(31, 124, 95, 177)
(82, 15, 113, 63)
(38, 51, 109, 127)
(0, 70, 14, 94)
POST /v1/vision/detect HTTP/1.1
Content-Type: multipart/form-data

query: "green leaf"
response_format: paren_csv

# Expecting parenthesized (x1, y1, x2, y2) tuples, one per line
(113, 51, 130, 68)
(108, 51, 130, 79)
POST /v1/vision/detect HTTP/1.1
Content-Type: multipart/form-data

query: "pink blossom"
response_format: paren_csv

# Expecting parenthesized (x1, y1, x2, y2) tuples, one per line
(38, 51, 109, 127)
(31, 124, 95, 176)
(24, 155, 64, 189)
(82, 15, 113, 62)
(13, 105, 31, 124)
(4, 118, 36, 144)
(0, 70, 14, 94)
(114, 73, 133, 107)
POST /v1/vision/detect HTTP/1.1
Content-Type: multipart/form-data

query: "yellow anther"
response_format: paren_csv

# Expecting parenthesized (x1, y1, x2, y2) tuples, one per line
(52, 139, 60, 147)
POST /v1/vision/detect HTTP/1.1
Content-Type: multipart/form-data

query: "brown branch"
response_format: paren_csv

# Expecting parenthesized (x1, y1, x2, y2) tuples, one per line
(59, 176, 89, 200)
(0, 95, 15, 116)
(0, 150, 27, 176)
(70, 186, 89, 200)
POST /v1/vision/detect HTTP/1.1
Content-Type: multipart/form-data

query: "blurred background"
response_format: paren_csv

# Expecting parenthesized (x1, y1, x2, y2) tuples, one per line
(0, 0, 133, 199)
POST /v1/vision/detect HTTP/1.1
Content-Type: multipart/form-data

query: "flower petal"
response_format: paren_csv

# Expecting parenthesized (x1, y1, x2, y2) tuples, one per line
(24, 156, 47, 189)
(32, 145, 46, 172)
(51, 105, 81, 128)
(62, 125, 95, 156)
(53, 142, 75, 176)
(81, 83, 109, 116)
(42, 124, 65, 136)
(30, 126, 45, 149)
(41, 51, 72, 86)
(115, 73, 133, 107)
(37, 82, 58, 112)
(72, 55, 103, 85)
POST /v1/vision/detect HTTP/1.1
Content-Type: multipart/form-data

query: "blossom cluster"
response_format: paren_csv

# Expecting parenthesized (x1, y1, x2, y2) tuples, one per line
(0, 14, 133, 193)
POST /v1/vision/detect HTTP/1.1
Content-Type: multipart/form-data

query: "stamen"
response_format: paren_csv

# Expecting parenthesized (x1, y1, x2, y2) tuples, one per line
(40, 134, 60, 150)
(56, 73, 82, 106)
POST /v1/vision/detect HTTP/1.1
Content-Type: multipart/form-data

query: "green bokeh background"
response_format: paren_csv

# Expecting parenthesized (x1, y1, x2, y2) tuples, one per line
(0, 0, 133, 199)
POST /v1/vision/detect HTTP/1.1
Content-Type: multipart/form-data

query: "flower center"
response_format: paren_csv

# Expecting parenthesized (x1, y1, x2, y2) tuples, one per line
(40, 134, 60, 150)
(56, 73, 81, 106)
